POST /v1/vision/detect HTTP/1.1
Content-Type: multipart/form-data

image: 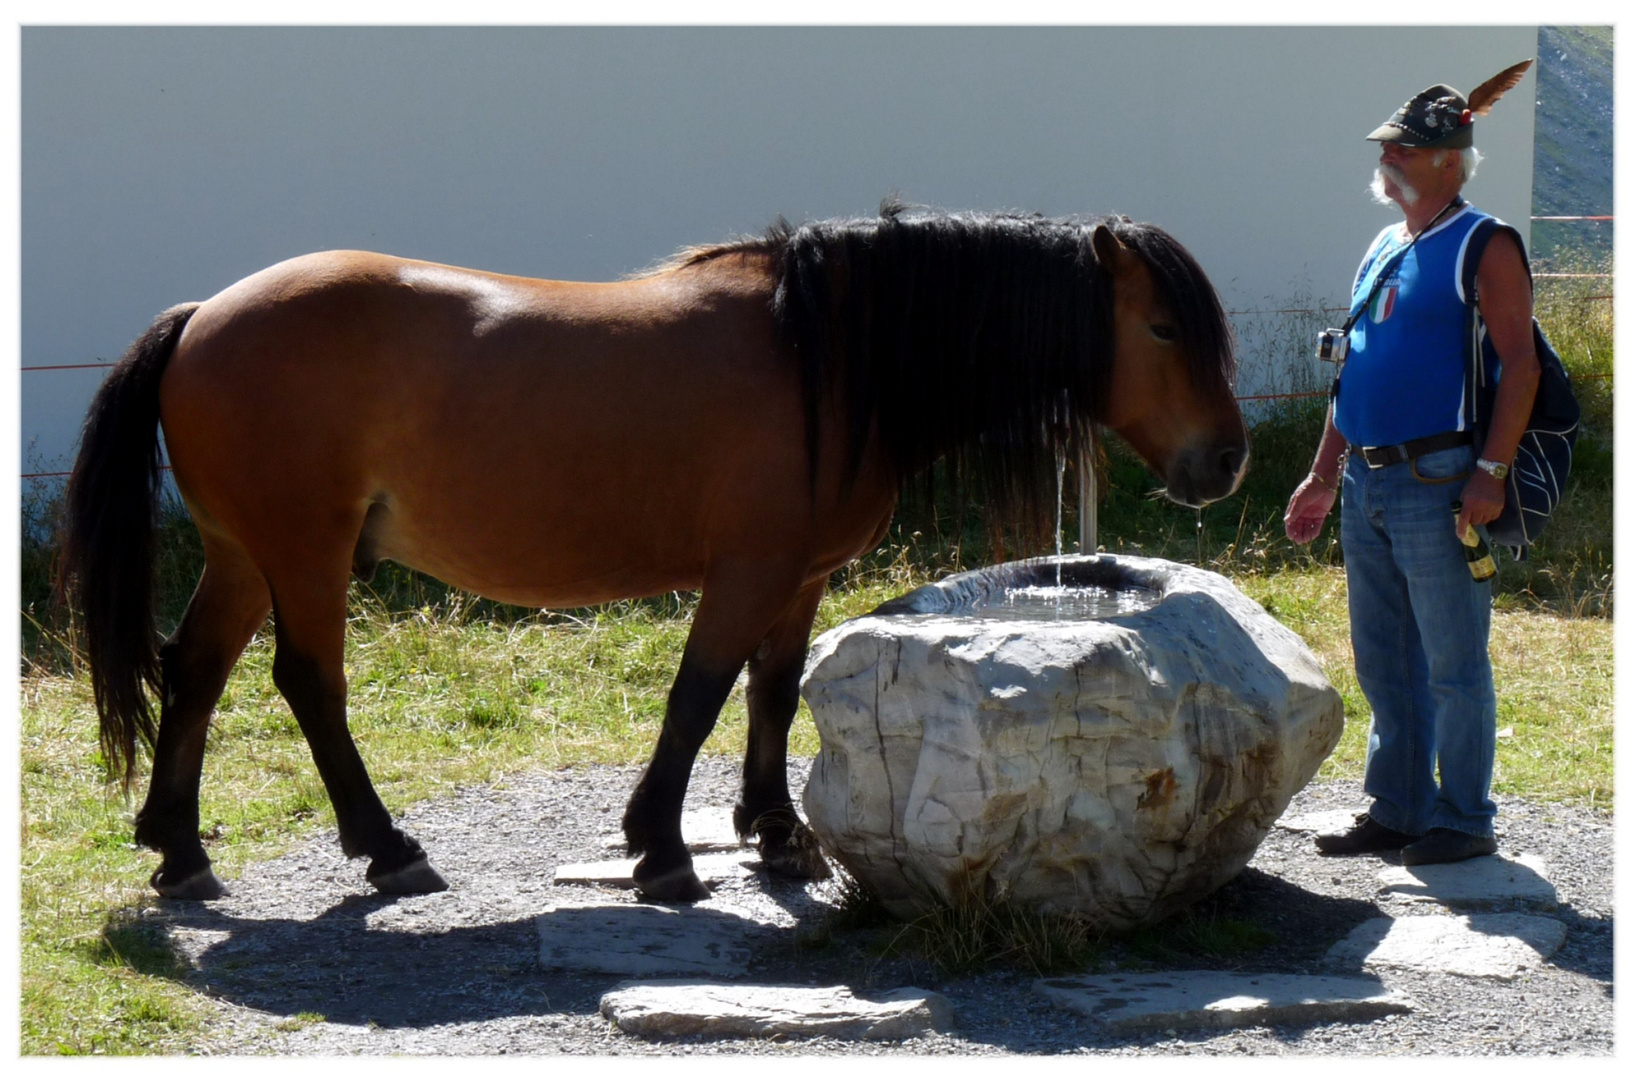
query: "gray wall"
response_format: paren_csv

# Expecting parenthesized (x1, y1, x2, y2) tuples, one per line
(20, 25, 1539, 471)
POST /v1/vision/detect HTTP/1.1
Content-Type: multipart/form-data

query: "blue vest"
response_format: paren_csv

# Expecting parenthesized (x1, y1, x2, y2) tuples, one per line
(1334, 202, 1495, 447)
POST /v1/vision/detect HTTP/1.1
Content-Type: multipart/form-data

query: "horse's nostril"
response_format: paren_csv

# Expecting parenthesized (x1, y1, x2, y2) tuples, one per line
(1220, 446, 1244, 476)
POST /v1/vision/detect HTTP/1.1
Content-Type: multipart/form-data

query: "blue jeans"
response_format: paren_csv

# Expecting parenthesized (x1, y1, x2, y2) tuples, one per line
(1341, 444, 1497, 838)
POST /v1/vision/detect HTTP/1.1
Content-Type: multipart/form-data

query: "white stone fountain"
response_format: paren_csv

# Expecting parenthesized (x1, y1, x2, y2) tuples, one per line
(799, 554, 1344, 930)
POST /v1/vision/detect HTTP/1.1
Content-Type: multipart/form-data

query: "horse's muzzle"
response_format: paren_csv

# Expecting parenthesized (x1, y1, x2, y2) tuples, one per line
(1164, 439, 1249, 508)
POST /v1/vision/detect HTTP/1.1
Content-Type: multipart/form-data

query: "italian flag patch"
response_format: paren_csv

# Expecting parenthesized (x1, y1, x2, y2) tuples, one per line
(1369, 284, 1398, 323)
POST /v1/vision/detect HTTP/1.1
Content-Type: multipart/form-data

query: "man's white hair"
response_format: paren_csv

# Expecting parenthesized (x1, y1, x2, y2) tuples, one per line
(1434, 146, 1484, 185)
(1369, 146, 1483, 206)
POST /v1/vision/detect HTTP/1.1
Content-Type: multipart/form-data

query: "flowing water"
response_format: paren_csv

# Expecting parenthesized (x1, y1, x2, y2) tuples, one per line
(941, 450, 1160, 621)
(942, 448, 1157, 621)
(1054, 451, 1067, 591)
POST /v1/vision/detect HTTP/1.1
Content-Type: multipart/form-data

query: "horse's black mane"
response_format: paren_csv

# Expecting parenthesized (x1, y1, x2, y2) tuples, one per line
(688, 198, 1235, 537)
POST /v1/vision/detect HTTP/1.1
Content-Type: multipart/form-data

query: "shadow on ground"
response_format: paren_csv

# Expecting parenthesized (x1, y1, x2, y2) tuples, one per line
(104, 863, 1494, 1050)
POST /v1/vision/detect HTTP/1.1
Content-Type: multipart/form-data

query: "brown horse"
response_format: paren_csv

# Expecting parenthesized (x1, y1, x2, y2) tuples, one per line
(62, 201, 1246, 904)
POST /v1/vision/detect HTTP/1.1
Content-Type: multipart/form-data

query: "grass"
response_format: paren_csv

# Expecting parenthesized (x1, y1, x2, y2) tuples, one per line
(796, 869, 1279, 979)
(877, 891, 1105, 978)
(17, 274, 1612, 1049)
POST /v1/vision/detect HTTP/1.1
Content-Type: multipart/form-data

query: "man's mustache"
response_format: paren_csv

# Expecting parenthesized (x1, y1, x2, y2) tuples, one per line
(1370, 163, 1419, 206)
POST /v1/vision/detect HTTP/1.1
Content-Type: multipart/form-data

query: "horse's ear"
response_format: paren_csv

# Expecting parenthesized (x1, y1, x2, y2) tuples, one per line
(1092, 224, 1128, 276)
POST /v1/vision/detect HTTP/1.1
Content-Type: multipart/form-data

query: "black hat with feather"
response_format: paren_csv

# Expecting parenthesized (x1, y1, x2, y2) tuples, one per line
(1367, 60, 1534, 149)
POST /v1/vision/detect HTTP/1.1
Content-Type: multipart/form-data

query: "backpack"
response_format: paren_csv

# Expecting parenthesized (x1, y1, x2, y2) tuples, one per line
(1460, 218, 1580, 556)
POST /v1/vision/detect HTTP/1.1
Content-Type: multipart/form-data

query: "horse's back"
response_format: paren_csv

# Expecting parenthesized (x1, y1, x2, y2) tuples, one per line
(156, 249, 849, 605)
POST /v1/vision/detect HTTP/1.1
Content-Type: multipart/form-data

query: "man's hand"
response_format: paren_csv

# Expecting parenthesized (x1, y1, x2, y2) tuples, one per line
(1457, 468, 1506, 536)
(1284, 475, 1338, 545)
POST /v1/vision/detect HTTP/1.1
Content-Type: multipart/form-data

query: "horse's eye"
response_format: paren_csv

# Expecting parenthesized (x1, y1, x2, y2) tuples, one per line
(1149, 323, 1178, 343)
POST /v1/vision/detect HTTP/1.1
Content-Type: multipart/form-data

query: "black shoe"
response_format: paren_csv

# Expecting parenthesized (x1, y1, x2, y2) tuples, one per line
(1314, 813, 1418, 855)
(1400, 828, 1498, 866)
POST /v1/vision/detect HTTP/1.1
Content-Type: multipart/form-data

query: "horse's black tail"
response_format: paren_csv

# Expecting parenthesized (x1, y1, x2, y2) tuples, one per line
(60, 302, 201, 791)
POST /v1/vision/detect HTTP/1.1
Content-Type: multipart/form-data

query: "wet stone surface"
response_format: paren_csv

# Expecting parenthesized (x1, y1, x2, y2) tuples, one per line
(132, 757, 1611, 1056)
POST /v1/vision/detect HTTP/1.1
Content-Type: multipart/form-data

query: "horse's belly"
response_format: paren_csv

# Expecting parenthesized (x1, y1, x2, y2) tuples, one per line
(361, 409, 893, 611)
(371, 506, 709, 609)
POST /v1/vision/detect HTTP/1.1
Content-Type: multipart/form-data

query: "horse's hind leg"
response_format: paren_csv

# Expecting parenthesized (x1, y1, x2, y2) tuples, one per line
(265, 559, 447, 895)
(134, 538, 271, 900)
(735, 578, 831, 880)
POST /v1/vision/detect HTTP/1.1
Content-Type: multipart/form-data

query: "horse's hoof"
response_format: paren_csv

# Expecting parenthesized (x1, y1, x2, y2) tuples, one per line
(759, 828, 833, 881)
(151, 865, 228, 901)
(368, 856, 449, 895)
(632, 860, 711, 903)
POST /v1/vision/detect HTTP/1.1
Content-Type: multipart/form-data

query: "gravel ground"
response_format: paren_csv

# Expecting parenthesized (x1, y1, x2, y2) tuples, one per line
(134, 756, 1612, 1056)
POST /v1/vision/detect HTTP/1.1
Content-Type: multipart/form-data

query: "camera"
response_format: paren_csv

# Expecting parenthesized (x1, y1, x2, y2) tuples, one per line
(1316, 328, 1350, 364)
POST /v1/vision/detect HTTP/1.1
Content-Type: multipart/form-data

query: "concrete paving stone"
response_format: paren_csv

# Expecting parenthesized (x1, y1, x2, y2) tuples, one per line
(1376, 852, 1557, 908)
(599, 980, 953, 1039)
(553, 859, 640, 887)
(1032, 970, 1413, 1033)
(536, 901, 775, 977)
(601, 808, 745, 853)
(1275, 809, 1364, 835)
(552, 852, 757, 889)
(1325, 913, 1568, 980)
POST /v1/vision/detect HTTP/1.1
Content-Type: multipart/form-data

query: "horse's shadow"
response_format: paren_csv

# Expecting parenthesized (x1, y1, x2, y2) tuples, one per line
(132, 892, 676, 1028)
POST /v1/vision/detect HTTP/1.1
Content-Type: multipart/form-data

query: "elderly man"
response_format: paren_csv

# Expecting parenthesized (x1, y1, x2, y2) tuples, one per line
(1284, 63, 1539, 866)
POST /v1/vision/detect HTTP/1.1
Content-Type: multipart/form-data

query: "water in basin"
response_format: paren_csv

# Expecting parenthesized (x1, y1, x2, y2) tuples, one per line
(959, 582, 1160, 621)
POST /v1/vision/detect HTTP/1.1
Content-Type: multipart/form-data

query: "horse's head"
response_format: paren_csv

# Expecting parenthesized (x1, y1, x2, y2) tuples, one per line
(1093, 223, 1248, 508)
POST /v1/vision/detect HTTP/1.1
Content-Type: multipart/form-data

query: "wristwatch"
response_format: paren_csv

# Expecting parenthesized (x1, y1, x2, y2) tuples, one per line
(1475, 457, 1510, 480)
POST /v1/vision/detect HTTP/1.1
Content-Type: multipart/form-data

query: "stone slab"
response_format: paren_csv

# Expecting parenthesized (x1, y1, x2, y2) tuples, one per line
(1325, 913, 1567, 980)
(1033, 970, 1412, 1033)
(1376, 853, 1557, 908)
(601, 808, 745, 853)
(537, 901, 772, 976)
(600, 980, 952, 1039)
(1275, 809, 1365, 835)
(553, 852, 756, 889)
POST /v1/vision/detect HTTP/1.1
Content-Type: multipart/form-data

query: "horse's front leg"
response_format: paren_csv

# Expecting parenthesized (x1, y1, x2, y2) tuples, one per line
(735, 577, 831, 880)
(621, 660, 741, 901)
(623, 569, 802, 902)
(267, 564, 446, 895)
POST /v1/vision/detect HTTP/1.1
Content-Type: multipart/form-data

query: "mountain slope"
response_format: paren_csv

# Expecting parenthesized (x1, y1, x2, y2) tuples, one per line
(1531, 26, 1613, 266)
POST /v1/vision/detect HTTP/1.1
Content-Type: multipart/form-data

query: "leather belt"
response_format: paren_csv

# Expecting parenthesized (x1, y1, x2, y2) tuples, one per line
(1349, 430, 1473, 469)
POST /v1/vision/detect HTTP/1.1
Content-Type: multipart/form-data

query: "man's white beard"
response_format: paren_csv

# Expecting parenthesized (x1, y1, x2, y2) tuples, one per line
(1370, 164, 1418, 207)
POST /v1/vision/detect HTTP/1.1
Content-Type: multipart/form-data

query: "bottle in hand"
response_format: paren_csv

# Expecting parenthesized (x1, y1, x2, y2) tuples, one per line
(1451, 501, 1497, 581)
